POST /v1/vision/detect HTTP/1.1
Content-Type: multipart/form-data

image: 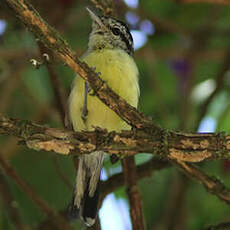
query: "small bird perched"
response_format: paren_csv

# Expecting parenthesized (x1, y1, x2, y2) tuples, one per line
(68, 8, 139, 226)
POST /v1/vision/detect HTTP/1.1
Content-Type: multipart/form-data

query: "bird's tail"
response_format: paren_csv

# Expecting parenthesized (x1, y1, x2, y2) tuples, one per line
(69, 151, 105, 227)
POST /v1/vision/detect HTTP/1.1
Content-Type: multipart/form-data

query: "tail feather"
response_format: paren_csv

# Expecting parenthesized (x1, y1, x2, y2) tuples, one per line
(81, 180, 100, 226)
(69, 151, 105, 227)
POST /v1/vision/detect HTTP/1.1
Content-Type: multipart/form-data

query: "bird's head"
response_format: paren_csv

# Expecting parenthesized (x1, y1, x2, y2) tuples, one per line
(87, 8, 134, 55)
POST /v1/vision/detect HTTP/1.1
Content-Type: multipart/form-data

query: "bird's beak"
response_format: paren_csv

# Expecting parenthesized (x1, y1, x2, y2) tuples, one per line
(86, 7, 107, 30)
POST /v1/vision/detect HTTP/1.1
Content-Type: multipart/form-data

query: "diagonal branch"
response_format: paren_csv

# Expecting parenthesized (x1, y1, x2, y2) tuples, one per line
(37, 42, 68, 125)
(0, 172, 28, 230)
(5, 0, 156, 132)
(38, 158, 169, 229)
(172, 159, 230, 204)
(90, 0, 114, 16)
(195, 49, 230, 130)
(100, 158, 170, 201)
(204, 221, 230, 230)
(0, 152, 72, 230)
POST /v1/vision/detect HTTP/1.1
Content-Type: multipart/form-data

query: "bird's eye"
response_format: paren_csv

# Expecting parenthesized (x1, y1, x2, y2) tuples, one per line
(112, 27, 120, 36)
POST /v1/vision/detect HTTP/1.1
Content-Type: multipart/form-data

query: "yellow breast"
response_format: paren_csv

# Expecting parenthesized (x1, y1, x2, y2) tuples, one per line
(69, 49, 139, 132)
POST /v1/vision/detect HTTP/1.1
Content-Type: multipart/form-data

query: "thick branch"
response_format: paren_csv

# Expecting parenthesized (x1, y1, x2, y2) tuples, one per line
(1, 114, 230, 162)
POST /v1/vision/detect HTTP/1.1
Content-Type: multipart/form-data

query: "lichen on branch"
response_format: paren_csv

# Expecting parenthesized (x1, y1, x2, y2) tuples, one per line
(1, 114, 230, 162)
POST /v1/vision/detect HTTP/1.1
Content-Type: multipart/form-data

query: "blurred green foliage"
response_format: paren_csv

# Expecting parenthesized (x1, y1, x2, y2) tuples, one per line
(1, 0, 230, 229)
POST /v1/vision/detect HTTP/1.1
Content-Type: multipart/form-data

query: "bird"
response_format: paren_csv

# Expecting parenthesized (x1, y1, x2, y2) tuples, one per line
(68, 7, 139, 227)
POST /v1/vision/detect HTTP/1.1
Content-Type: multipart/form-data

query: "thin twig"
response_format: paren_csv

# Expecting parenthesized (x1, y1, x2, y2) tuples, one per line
(179, 8, 220, 130)
(36, 210, 70, 230)
(177, 0, 230, 5)
(37, 41, 78, 184)
(136, 7, 189, 35)
(0, 65, 23, 113)
(38, 159, 169, 229)
(0, 152, 72, 230)
(172, 159, 230, 205)
(0, 172, 28, 230)
(157, 174, 188, 230)
(90, 0, 114, 16)
(100, 158, 170, 202)
(122, 157, 146, 230)
(205, 221, 230, 230)
(195, 49, 230, 130)
(37, 42, 67, 125)
(52, 156, 73, 190)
